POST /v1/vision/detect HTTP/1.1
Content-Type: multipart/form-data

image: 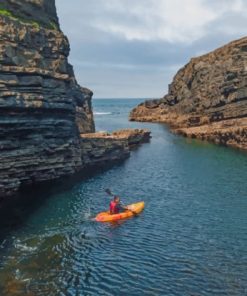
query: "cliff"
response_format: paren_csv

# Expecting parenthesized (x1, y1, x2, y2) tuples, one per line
(80, 129, 151, 167)
(0, 0, 151, 199)
(0, 0, 95, 197)
(130, 37, 247, 150)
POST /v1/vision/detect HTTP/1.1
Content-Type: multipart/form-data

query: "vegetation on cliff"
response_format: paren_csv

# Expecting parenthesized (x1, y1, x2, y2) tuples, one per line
(0, 3, 58, 30)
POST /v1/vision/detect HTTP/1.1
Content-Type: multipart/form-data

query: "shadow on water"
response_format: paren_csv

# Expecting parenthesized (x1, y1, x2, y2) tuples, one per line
(0, 159, 128, 242)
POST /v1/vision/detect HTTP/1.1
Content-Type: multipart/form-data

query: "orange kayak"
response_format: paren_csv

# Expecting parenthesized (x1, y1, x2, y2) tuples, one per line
(95, 201, 145, 222)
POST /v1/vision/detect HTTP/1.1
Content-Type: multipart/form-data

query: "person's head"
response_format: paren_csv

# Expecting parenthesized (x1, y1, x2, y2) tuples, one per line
(114, 196, 120, 203)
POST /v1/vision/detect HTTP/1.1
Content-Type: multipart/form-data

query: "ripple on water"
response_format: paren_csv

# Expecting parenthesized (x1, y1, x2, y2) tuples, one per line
(1, 100, 247, 295)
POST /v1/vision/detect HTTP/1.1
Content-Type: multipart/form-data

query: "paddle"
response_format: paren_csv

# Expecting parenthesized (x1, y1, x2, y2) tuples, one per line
(105, 189, 137, 215)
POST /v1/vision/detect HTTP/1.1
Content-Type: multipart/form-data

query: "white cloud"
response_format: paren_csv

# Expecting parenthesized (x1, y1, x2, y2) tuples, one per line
(88, 0, 247, 43)
(231, 0, 245, 12)
(56, 0, 247, 97)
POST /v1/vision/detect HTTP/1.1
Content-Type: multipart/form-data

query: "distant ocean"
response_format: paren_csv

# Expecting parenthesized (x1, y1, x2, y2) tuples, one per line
(93, 98, 144, 131)
(0, 98, 247, 295)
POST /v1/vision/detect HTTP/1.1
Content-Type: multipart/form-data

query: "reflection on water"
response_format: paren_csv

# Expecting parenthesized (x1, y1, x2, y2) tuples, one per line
(0, 99, 247, 295)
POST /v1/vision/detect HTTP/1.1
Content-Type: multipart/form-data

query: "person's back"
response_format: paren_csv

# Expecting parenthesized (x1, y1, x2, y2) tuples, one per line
(109, 200, 119, 214)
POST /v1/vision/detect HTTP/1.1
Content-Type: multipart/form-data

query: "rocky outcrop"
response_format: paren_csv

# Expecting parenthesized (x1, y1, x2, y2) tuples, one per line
(0, 1, 151, 199)
(111, 129, 151, 146)
(130, 37, 247, 151)
(0, 0, 95, 197)
(80, 129, 151, 167)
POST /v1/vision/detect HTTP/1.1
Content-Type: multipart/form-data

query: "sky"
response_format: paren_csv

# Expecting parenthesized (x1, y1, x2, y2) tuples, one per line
(56, 0, 247, 98)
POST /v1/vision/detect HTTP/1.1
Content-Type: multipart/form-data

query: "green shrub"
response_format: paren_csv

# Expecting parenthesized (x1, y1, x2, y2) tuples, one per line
(0, 8, 13, 17)
(50, 21, 58, 30)
(31, 21, 40, 30)
(0, 5, 57, 30)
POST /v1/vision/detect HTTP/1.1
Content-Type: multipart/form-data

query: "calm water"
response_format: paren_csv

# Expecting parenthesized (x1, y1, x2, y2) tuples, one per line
(0, 99, 247, 295)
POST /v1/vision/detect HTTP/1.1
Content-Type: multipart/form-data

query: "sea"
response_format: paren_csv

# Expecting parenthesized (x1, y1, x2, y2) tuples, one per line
(0, 98, 247, 295)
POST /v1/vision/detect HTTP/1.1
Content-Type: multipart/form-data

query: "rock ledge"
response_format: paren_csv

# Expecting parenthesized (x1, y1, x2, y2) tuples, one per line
(130, 37, 247, 151)
(80, 129, 151, 167)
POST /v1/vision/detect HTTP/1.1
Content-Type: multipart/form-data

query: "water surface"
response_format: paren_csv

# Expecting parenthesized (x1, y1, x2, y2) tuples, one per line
(0, 99, 247, 295)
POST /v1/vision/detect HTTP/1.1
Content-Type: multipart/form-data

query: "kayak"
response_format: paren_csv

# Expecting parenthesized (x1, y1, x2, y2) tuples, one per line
(95, 201, 145, 222)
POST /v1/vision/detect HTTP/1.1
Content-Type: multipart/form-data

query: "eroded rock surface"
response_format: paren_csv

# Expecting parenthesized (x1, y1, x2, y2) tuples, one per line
(0, 0, 95, 197)
(0, 1, 151, 198)
(130, 37, 247, 151)
(80, 129, 151, 167)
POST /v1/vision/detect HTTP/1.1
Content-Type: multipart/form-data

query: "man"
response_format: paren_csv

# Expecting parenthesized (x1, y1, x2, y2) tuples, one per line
(109, 196, 127, 214)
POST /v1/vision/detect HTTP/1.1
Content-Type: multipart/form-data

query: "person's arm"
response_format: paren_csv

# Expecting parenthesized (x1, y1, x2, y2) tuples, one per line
(119, 203, 128, 211)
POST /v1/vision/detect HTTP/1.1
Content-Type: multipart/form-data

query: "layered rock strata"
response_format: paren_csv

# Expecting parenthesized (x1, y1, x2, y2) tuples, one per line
(0, 0, 95, 197)
(130, 37, 247, 150)
(0, 1, 151, 198)
(80, 129, 151, 167)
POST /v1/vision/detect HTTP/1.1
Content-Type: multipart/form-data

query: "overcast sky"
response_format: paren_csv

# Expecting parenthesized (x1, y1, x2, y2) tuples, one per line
(56, 0, 247, 98)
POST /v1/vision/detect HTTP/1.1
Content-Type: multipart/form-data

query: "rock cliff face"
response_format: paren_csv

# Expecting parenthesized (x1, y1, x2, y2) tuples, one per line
(80, 129, 151, 167)
(130, 37, 247, 150)
(0, 0, 59, 29)
(0, 0, 95, 197)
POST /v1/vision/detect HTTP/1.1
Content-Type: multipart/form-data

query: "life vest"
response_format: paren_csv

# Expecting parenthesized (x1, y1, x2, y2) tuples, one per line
(110, 201, 119, 214)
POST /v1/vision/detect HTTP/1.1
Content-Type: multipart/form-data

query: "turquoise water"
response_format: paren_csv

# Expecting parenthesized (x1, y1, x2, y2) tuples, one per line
(0, 99, 247, 295)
